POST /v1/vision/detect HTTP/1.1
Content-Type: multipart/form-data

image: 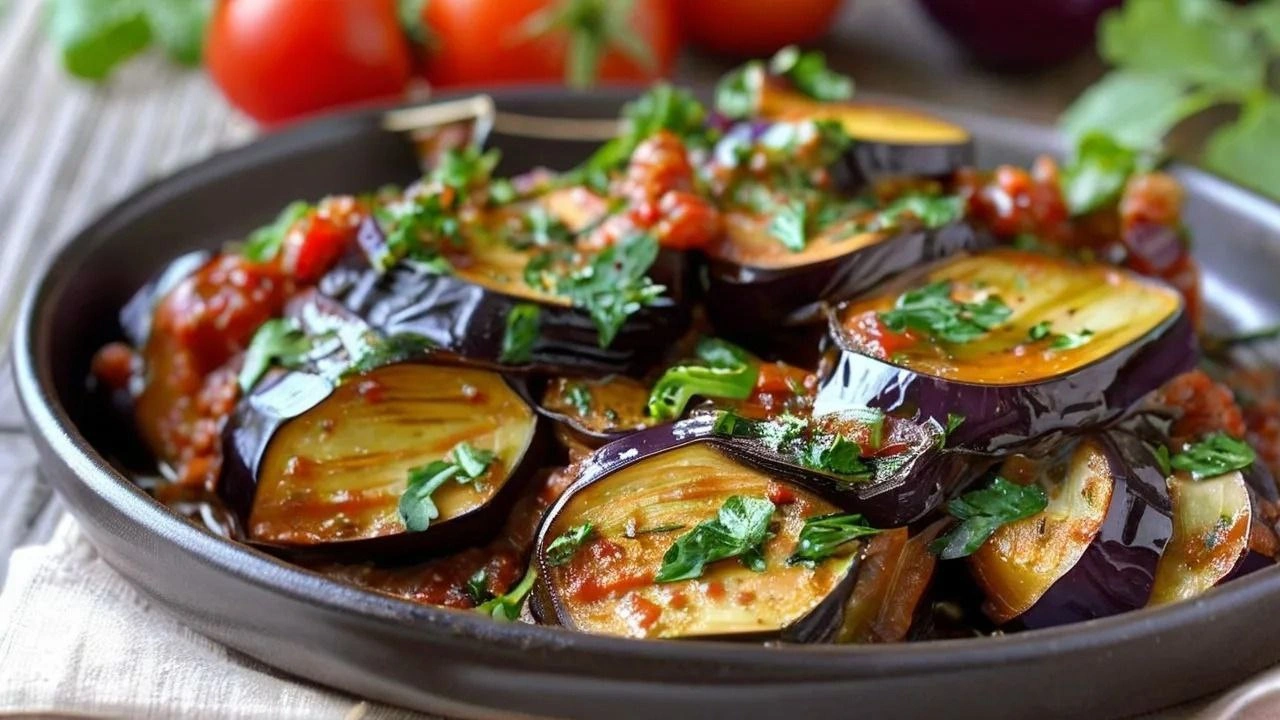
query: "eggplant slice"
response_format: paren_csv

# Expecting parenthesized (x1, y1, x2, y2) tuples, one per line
(705, 218, 990, 338)
(817, 249, 1197, 454)
(535, 441, 859, 641)
(1148, 469, 1253, 606)
(221, 361, 543, 560)
(756, 82, 974, 187)
(538, 375, 657, 448)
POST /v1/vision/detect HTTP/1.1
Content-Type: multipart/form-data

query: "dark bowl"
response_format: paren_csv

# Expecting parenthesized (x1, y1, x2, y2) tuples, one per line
(14, 89, 1280, 719)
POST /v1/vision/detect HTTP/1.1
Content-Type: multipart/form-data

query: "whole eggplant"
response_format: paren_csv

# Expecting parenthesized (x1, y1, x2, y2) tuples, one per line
(916, 0, 1122, 69)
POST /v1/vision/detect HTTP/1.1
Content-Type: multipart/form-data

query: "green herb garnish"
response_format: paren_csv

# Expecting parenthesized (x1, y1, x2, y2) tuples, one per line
(578, 84, 710, 179)
(1060, 131, 1154, 216)
(399, 441, 497, 531)
(49, 0, 210, 81)
(647, 338, 759, 420)
(1170, 432, 1256, 480)
(768, 46, 854, 102)
(1050, 329, 1095, 350)
(559, 232, 665, 347)
(654, 495, 776, 583)
(500, 303, 541, 364)
(787, 513, 880, 566)
(346, 333, 434, 375)
(565, 383, 593, 416)
(238, 318, 312, 392)
(879, 281, 1013, 344)
(242, 201, 310, 263)
(431, 146, 501, 193)
(475, 566, 537, 621)
(465, 568, 493, 605)
(546, 523, 595, 566)
(1028, 321, 1053, 341)
(769, 199, 808, 252)
(863, 193, 963, 232)
(930, 477, 1049, 560)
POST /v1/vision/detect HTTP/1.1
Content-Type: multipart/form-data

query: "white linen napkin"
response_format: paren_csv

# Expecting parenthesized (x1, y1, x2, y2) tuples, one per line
(0, 515, 429, 720)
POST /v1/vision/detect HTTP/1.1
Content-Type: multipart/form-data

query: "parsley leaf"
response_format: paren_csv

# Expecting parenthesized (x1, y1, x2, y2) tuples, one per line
(546, 523, 595, 566)
(1170, 432, 1256, 480)
(1060, 71, 1218, 152)
(787, 513, 880, 566)
(559, 233, 664, 348)
(1204, 96, 1280, 197)
(1060, 132, 1154, 215)
(861, 193, 963, 233)
(377, 194, 461, 262)
(565, 383, 593, 416)
(711, 411, 875, 482)
(768, 46, 854, 102)
(238, 318, 312, 392)
(431, 146, 501, 193)
(1028, 321, 1053, 341)
(499, 303, 541, 364)
(48, 0, 211, 81)
(475, 566, 537, 621)
(1050, 329, 1095, 350)
(879, 281, 1012, 344)
(930, 477, 1049, 560)
(647, 338, 759, 420)
(398, 460, 460, 532)
(451, 442, 496, 481)
(243, 201, 310, 263)
(769, 199, 808, 252)
(346, 333, 434, 375)
(580, 84, 710, 178)
(465, 567, 493, 604)
(654, 496, 776, 583)
(399, 441, 497, 532)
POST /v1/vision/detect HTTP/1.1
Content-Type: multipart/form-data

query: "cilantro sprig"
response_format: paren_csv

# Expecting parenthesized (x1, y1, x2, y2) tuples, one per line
(879, 281, 1013, 344)
(646, 338, 759, 421)
(1170, 432, 1256, 480)
(654, 496, 776, 583)
(1062, 0, 1280, 199)
(930, 477, 1049, 560)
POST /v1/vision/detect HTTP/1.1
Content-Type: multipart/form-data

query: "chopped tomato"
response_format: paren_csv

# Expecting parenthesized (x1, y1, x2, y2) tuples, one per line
(278, 196, 365, 282)
(753, 361, 810, 396)
(843, 312, 916, 360)
(91, 342, 136, 391)
(1151, 370, 1247, 447)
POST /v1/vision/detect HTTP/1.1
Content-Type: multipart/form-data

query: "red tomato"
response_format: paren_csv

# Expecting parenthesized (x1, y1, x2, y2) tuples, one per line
(679, 0, 845, 56)
(207, 0, 413, 125)
(422, 0, 680, 88)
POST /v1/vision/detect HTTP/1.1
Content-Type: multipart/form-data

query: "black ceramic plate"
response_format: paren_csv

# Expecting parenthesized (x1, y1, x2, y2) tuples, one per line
(14, 89, 1280, 720)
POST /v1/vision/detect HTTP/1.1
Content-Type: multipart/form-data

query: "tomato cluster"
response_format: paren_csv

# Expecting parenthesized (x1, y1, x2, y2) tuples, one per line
(205, 0, 845, 125)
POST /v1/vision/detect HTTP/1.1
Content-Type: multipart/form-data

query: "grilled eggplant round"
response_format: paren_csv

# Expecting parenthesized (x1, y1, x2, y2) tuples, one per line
(817, 249, 1197, 454)
(220, 361, 545, 560)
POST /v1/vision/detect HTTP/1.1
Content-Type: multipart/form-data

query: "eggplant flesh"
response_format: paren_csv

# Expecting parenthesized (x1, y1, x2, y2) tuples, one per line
(223, 362, 539, 557)
(968, 439, 1115, 624)
(818, 249, 1196, 454)
(536, 443, 858, 640)
(1148, 470, 1252, 606)
(539, 375, 656, 446)
(1012, 432, 1173, 629)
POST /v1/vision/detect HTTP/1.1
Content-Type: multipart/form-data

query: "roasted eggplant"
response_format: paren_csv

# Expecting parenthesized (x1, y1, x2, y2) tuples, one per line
(533, 440, 861, 640)
(704, 219, 989, 337)
(1148, 470, 1253, 606)
(838, 520, 948, 643)
(538, 375, 657, 448)
(220, 361, 544, 559)
(817, 249, 1197, 454)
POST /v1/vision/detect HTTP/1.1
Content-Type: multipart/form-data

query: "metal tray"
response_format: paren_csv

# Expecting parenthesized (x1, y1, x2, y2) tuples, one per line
(13, 89, 1280, 719)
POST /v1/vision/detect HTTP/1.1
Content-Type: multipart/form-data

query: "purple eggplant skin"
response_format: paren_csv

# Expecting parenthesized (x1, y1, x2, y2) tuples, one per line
(1014, 432, 1172, 630)
(319, 234, 692, 377)
(118, 250, 212, 348)
(815, 307, 1197, 457)
(705, 221, 992, 340)
(838, 141, 975, 195)
(915, 0, 1122, 70)
(218, 361, 549, 563)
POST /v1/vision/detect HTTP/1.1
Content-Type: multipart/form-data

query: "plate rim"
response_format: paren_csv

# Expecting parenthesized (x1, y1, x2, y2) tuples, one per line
(13, 86, 1280, 683)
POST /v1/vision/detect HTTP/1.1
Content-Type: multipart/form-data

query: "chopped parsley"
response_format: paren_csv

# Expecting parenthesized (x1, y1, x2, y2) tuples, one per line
(769, 199, 808, 252)
(1170, 432, 1256, 481)
(398, 441, 497, 532)
(768, 46, 854, 102)
(499, 303, 541, 364)
(545, 523, 595, 566)
(646, 338, 759, 421)
(879, 281, 1013, 344)
(565, 383, 593, 416)
(376, 193, 461, 263)
(1028, 321, 1053, 341)
(930, 477, 1049, 560)
(238, 318, 313, 392)
(430, 146, 500, 193)
(475, 566, 537, 621)
(654, 496, 776, 583)
(559, 232, 665, 348)
(712, 410, 875, 482)
(861, 193, 963, 233)
(242, 201, 309, 263)
(787, 513, 880, 566)
(1049, 329, 1095, 350)
(465, 568, 493, 605)
(346, 333, 434, 375)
